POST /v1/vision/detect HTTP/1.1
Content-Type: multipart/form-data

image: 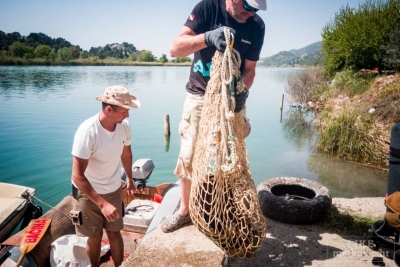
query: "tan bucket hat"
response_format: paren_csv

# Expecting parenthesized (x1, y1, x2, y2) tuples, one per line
(95, 85, 140, 109)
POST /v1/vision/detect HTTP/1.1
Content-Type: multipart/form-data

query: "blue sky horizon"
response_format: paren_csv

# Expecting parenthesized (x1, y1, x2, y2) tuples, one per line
(1, 0, 361, 59)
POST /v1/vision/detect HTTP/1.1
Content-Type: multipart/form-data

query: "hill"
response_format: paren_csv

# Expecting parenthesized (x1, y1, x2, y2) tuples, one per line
(259, 41, 323, 67)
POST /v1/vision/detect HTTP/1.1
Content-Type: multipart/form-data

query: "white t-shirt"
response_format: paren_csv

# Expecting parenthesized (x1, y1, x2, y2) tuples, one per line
(71, 114, 132, 194)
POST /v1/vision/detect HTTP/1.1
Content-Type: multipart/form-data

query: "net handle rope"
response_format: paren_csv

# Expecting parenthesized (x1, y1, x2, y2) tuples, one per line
(219, 27, 243, 174)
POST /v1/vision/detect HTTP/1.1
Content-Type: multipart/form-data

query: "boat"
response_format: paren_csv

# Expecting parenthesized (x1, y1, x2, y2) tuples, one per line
(0, 159, 181, 267)
(0, 183, 42, 244)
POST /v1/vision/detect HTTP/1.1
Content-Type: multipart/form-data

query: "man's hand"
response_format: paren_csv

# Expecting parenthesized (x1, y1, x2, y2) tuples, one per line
(101, 201, 119, 222)
(204, 26, 236, 52)
(235, 89, 249, 112)
(126, 180, 136, 197)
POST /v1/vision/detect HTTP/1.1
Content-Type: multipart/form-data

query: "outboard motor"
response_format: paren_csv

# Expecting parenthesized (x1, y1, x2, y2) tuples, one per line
(132, 159, 155, 190)
(388, 123, 400, 195)
(121, 159, 155, 190)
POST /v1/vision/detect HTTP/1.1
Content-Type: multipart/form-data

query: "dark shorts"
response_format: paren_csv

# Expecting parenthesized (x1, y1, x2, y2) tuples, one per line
(73, 186, 123, 237)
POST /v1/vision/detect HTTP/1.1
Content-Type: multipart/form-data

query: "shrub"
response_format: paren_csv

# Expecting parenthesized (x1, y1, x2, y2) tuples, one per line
(285, 68, 327, 107)
(34, 45, 52, 58)
(333, 69, 376, 96)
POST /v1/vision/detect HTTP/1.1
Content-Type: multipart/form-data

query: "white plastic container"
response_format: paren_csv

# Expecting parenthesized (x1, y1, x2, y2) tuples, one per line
(123, 199, 160, 233)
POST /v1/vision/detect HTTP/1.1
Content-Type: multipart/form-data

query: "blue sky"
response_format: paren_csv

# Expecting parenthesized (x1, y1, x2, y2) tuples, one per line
(1, 0, 361, 59)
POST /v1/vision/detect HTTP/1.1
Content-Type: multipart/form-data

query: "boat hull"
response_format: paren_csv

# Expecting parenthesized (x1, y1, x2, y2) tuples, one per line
(1, 182, 174, 267)
(0, 183, 38, 244)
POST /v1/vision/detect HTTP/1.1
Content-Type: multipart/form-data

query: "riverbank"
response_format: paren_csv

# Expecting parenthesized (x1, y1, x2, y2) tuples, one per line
(127, 197, 397, 267)
(0, 58, 192, 66)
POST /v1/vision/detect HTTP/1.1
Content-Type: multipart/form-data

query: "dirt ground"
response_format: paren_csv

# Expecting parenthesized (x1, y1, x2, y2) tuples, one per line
(126, 197, 399, 267)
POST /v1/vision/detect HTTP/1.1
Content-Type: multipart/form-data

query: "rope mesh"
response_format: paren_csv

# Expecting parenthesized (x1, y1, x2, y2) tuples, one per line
(189, 28, 266, 258)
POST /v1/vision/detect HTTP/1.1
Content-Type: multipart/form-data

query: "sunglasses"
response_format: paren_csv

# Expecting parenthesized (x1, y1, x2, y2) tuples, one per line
(243, 0, 259, 12)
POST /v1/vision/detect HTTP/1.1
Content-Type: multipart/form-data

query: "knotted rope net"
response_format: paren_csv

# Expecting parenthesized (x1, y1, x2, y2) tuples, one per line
(189, 28, 266, 258)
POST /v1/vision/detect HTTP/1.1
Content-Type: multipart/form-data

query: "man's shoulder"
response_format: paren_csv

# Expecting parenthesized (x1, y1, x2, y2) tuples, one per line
(252, 14, 265, 27)
(118, 119, 131, 133)
(77, 114, 98, 132)
(194, 0, 221, 12)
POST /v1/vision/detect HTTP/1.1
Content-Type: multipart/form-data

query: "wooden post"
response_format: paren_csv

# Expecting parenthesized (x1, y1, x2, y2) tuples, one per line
(164, 134, 170, 152)
(164, 114, 170, 136)
(280, 94, 284, 123)
(164, 114, 170, 152)
(280, 94, 284, 111)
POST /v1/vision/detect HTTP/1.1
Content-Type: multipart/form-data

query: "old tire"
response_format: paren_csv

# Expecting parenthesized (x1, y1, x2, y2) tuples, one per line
(257, 177, 332, 225)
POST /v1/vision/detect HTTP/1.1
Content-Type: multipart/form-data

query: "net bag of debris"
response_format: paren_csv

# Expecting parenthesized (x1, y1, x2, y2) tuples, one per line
(189, 28, 266, 259)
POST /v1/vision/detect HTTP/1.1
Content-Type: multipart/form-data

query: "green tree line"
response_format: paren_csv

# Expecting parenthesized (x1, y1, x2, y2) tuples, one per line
(321, 0, 400, 76)
(0, 31, 191, 64)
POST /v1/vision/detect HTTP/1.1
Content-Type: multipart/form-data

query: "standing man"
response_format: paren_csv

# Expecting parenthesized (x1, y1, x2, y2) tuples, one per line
(71, 85, 140, 266)
(161, 0, 267, 233)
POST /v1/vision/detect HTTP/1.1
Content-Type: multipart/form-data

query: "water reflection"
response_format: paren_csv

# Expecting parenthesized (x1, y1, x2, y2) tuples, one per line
(0, 67, 83, 97)
(282, 109, 316, 149)
(281, 109, 388, 197)
(308, 154, 388, 197)
(94, 71, 138, 86)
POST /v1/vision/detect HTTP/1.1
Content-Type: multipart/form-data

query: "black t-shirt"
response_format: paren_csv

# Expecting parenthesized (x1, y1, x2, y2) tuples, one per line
(184, 0, 265, 95)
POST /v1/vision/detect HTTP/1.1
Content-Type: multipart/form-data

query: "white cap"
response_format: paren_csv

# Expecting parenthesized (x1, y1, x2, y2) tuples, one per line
(246, 0, 267, 11)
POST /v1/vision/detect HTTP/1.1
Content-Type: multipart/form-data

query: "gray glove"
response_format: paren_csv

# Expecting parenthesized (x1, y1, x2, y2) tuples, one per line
(235, 89, 249, 112)
(204, 27, 236, 52)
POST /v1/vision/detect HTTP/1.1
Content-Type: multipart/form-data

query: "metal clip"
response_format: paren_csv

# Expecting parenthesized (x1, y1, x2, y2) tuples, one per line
(70, 210, 82, 225)
(229, 32, 235, 51)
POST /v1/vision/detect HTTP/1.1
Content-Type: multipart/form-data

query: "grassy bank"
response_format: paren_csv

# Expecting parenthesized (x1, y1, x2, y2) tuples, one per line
(0, 57, 192, 67)
(286, 69, 399, 170)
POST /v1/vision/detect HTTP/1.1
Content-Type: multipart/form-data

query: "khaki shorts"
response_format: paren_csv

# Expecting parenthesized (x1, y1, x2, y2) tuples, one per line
(73, 186, 123, 237)
(177, 92, 251, 177)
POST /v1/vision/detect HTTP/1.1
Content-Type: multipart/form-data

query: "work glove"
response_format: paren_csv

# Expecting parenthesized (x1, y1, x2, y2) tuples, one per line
(204, 26, 236, 52)
(235, 89, 249, 112)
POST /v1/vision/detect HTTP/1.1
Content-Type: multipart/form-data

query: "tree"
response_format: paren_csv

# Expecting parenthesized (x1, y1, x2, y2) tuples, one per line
(80, 50, 90, 59)
(172, 57, 192, 63)
(68, 46, 80, 59)
(34, 44, 52, 58)
(53, 37, 72, 51)
(57, 47, 71, 61)
(9, 41, 33, 58)
(47, 48, 57, 61)
(159, 54, 168, 63)
(0, 32, 23, 50)
(26, 32, 53, 48)
(383, 30, 400, 70)
(129, 53, 137, 61)
(321, 0, 400, 76)
(137, 50, 155, 62)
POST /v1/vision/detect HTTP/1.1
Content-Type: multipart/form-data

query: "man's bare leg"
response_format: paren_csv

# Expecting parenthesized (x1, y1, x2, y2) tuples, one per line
(178, 178, 191, 216)
(106, 230, 124, 267)
(87, 231, 102, 267)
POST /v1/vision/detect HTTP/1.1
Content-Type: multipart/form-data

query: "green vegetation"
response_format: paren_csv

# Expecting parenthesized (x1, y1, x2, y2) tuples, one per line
(0, 30, 192, 65)
(322, 0, 400, 77)
(286, 0, 400, 170)
(321, 209, 377, 235)
(318, 105, 387, 167)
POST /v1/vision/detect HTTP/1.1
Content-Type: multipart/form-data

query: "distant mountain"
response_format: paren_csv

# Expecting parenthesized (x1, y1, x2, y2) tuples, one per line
(259, 41, 324, 67)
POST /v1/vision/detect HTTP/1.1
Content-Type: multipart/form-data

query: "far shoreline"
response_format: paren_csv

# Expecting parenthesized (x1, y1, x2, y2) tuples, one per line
(0, 58, 192, 67)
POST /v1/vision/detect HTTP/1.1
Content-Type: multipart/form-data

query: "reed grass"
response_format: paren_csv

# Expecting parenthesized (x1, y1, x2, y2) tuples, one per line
(317, 106, 388, 168)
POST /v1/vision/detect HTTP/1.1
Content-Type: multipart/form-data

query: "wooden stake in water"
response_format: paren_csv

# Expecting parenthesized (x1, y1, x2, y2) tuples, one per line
(164, 114, 170, 136)
(164, 114, 170, 152)
(280, 94, 284, 123)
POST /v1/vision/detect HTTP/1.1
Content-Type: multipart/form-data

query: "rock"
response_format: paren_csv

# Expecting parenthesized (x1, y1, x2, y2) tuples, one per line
(125, 197, 397, 267)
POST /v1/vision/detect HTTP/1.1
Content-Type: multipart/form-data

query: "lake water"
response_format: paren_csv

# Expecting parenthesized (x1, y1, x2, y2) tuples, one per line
(0, 66, 389, 212)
